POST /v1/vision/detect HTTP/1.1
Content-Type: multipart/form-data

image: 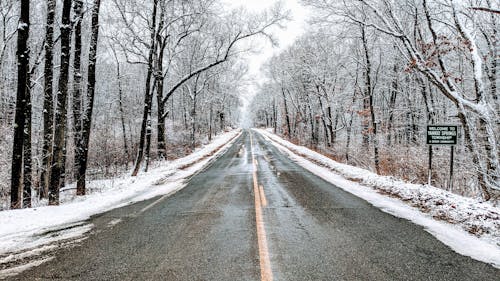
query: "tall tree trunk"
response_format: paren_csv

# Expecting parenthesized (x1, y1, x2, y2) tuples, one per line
(452, 3, 499, 194)
(346, 62, 360, 162)
(327, 106, 335, 145)
(40, 0, 56, 199)
(75, 0, 102, 195)
(208, 102, 213, 141)
(189, 75, 201, 150)
(317, 94, 330, 147)
(220, 109, 225, 131)
(11, 0, 30, 209)
(362, 97, 370, 146)
(418, 77, 435, 124)
(281, 87, 291, 138)
(361, 25, 380, 174)
(458, 112, 490, 200)
(112, 48, 130, 164)
(305, 93, 317, 146)
(72, 0, 84, 191)
(132, 0, 158, 176)
(488, 23, 498, 113)
(272, 99, 277, 134)
(144, 81, 158, 172)
(23, 80, 32, 208)
(49, 0, 73, 205)
(485, 0, 498, 113)
(191, 92, 197, 150)
(144, 115, 152, 172)
(404, 95, 412, 145)
(386, 63, 398, 146)
(157, 88, 167, 159)
(156, 5, 167, 160)
(345, 95, 355, 162)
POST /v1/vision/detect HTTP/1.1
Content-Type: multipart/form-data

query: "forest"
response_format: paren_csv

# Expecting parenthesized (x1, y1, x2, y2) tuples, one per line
(251, 0, 499, 201)
(1, 0, 499, 210)
(0, 0, 286, 209)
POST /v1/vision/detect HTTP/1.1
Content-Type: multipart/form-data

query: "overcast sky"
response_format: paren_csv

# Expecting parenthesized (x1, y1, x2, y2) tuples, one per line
(225, 0, 308, 80)
(223, 0, 309, 126)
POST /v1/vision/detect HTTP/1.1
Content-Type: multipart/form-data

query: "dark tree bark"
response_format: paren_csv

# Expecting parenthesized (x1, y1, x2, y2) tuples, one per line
(316, 92, 330, 147)
(281, 87, 292, 138)
(75, 0, 102, 195)
(11, 0, 30, 209)
(486, 10, 498, 113)
(361, 25, 380, 174)
(156, 74, 167, 159)
(330, 108, 338, 144)
(208, 102, 213, 141)
(144, 80, 159, 172)
(361, 98, 370, 146)
(190, 75, 201, 150)
(345, 92, 356, 162)
(219, 110, 225, 131)
(305, 93, 317, 146)
(144, 114, 153, 172)
(40, 0, 56, 199)
(418, 77, 435, 124)
(132, 0, 158, 176)
(49, 0, 73, 205)
(155, 4, 167, 159)
(23, 79, 32, 208)
(72, 0, 84, 192)
(183, 96, 189, 129)
(273, 98, 278, 134)
(190, 92, 198, 150)
(386, 63, 398, 146)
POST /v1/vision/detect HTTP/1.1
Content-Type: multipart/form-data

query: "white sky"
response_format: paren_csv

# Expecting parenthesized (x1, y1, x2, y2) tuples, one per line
(223, 0, 310, 126)
(225, 0, 308, 81)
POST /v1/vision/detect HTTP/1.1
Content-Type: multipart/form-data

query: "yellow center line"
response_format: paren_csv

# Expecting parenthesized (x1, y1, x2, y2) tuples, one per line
(250, 132, 273, 281)
(259, 185, 268, 207)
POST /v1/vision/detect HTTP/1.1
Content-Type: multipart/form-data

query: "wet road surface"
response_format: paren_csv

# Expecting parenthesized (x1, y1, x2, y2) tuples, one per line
(7, 130, 499, 280)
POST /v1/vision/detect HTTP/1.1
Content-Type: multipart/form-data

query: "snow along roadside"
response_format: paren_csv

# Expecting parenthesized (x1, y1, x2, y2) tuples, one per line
(0, 129, 242, 256)
(254, 128, 500, 269)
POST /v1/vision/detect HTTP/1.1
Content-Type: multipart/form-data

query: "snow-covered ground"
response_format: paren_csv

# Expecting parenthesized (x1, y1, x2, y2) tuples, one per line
(254, 128, 500, 268)
(0, 129, 242, 258)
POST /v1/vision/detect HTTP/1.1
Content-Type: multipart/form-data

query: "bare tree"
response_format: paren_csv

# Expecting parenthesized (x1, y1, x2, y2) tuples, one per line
(49, 0, 73, 205)
(40, 0, 56, 199)
(72, 0, 85, 194)
(10, 0, 30, 209)
(253, 0, 499, 199)
(75, 0, 102, 195)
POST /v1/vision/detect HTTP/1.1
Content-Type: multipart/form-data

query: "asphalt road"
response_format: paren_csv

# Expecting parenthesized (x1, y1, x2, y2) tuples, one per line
(8, 130, 499, 280)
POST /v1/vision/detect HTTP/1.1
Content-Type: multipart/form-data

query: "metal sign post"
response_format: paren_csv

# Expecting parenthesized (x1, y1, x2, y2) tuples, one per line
(428, 145, 432, 186)
(426, 125, 458, 188)
(449, 145, 454, 189)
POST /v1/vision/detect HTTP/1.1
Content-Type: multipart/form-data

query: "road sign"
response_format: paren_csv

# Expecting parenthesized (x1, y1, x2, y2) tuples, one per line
(426, 124, 459, 189)
(427, 125, 458, 145)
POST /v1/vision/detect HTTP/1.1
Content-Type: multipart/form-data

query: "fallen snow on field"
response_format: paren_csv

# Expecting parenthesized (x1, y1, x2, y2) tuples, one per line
(0, 129, 241, 258)
(255, 128, 500, 268)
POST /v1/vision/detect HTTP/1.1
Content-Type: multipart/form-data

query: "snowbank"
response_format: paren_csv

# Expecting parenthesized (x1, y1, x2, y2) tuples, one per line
(254, 128, 500, 268)
(0, 129, 242, 256)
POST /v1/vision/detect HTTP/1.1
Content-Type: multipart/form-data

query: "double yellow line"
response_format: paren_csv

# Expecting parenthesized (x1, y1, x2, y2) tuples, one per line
(250, 132, 273, 281)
